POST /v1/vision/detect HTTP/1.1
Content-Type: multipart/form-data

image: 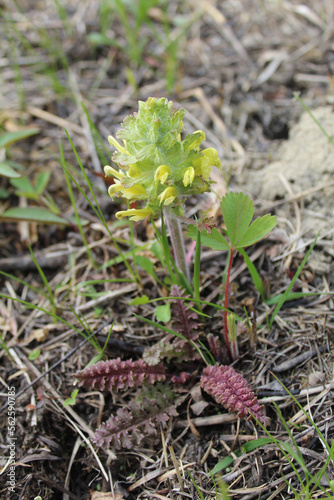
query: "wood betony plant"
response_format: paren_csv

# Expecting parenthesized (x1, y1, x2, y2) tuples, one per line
(75, 97, 274, 451)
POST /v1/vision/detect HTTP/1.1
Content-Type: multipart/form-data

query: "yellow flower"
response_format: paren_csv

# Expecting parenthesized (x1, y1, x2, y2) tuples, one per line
(104, 165, 124, 179)
(108, 135, 129, 154)
(158, 187, 178, 206)
(116, 207, 153, 221)
(183, 167, 195, 187)
(128, 164, 141, 178)
(202, 148, 221, 168)
(185, 130, 206, 150)
(107, 182, 122, 197)
(193, 148, 221, 180)
(108, 183, 147, 200)
(154, 165, 171, 185)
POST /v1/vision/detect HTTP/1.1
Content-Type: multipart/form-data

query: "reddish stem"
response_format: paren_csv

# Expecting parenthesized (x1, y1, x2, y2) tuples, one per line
(224, 248, 235, 360)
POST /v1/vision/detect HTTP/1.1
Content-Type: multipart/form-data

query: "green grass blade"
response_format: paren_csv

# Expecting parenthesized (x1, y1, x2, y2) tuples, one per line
(60, 140, 97, 268)
(62, 133, 137, 281)
(0, 270, 47, 298)
(186, 471, 205, 500)
(211, 437, 274, 474)
(28, 244, 56, 313)
(266, 290, 333, 305)
(295, 94, 334, 147)
(269, 235, 318, 328)
(238, 247, 265, 301)
(81, 102, 110, 164)
(271, 373, 333, 457)
(193, 227, 201, 310)
(0, 294, 88, 340)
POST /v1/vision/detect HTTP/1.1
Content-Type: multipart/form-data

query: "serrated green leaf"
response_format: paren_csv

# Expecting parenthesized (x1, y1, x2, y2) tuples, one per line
(0, 162, 21, 178)
(236, 214, 277, 248)
(221, 192, 254, 247)
(155, 303, 171, 323)
(0, 207, 69, 225)
(187, 225, 230, 251)
(129, 295, 149, 305)
(0, 128, 40, 149)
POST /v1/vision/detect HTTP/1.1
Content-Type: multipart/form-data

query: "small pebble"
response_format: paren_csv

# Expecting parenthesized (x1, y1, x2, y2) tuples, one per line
(308, 371, 325, 387)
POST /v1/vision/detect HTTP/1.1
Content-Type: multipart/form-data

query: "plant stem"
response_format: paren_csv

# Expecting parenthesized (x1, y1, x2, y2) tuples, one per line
(224, 248, 235, 360)
(165, 207, 190, 283)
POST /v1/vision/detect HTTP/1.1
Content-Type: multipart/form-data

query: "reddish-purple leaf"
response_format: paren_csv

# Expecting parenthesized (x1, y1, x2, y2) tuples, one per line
(201, 364, 269, 425)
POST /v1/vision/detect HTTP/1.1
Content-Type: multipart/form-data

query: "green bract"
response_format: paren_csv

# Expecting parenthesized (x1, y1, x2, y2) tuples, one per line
(104, 97, 221, 220)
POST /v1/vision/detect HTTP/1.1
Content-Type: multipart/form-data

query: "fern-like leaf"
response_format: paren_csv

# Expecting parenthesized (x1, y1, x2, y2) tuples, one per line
(75, 358, 166, 392)
(170, 285, 199, 342)
(201, 364, 269, 425)
(207, 333, 223, 362)
(94, 384, 178, 449)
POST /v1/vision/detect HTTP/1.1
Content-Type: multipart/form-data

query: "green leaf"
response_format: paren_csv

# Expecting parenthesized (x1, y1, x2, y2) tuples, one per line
(150, 240, 164, 265)
(135, 255, 156, 277)
(221, 192, 254, 247)
(10, 176, 35, 194)
(0, 162, 21, 178)
(129, 295, 149, 305)
(155, 303, 171, 323)
(0, 207, 69, 225)
(35, 171, 51, 195)
(28, 348, 41, 360)
(0, 188, 9, 199)
(63, 389, 79, 407)
(0, 128, 40, 149)
(187, 225, 230, 251)
(236, 214, 277, 248)
(87, 32, 120, 48)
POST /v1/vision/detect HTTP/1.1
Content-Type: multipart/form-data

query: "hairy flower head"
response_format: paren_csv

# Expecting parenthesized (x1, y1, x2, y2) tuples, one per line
(104, 97, 221, 220)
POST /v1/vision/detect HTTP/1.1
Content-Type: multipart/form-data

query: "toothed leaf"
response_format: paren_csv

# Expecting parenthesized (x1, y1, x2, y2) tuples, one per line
(75, 358, 166, 392)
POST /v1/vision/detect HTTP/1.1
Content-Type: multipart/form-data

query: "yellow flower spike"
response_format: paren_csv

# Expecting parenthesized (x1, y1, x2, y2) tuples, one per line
(154, 165, 171, 185)
(116, 207, 153, 221)
(104, 165, 124, 179)
(158, 186, 178, 206)
(108, 135, 129, 154)
(183, 167, 195, 187)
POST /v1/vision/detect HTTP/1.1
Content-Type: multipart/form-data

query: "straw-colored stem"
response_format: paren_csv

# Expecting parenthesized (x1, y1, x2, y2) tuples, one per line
(165, 208, 190, 283)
